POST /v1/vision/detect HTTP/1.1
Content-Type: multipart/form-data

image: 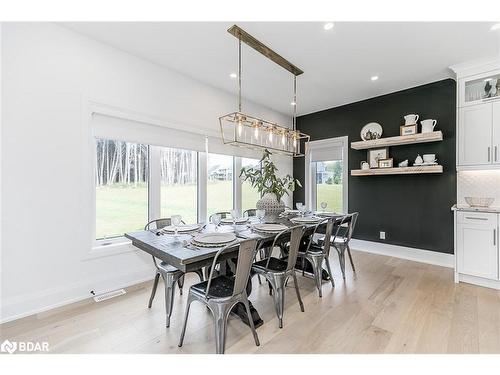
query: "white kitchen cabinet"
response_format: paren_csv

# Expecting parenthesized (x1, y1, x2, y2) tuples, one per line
(456, 211, 499, 281)
(458, 104, 493, 166)
(493, 100, 500, 164)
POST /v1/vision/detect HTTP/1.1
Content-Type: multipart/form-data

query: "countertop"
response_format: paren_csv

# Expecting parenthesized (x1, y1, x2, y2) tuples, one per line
(451, 204, 500, 213)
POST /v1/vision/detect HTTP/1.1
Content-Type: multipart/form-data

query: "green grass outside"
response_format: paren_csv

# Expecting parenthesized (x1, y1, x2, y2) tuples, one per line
(316, 183, 343, 213)
(96, 181, 342, 239)
(96, 180, 260, 239)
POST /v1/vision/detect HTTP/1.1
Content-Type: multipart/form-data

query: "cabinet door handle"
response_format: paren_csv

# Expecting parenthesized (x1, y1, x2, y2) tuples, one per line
(465, 216, 488, 220)
(488, 147, 491, 162)
(494, 229, 496, 246)
(496, 146, 498, 162)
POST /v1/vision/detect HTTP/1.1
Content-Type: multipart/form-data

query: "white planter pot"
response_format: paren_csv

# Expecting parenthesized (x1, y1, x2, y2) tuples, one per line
(256, 193, 285, 223)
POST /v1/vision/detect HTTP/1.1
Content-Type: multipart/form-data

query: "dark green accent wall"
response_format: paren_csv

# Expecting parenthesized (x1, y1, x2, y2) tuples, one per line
(294, 79, 456, 254)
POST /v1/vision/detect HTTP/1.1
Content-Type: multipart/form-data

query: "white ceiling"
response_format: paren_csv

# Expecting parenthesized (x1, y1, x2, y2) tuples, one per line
(62, 22, 500, 116)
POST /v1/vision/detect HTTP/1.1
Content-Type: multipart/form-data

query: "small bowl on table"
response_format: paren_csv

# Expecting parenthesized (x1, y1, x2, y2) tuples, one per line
(464, 197, 495, 208)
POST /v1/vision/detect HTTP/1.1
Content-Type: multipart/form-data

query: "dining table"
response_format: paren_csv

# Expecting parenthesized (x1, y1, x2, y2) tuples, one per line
(125, 213, 344, 328)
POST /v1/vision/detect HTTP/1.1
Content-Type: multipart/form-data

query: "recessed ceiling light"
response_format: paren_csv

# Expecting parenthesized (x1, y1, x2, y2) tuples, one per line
(229, 73, 237, 78)
(323, 22, 334, 31)
(490, 23, 500, 31)
(290, 101, 297, 106)
(371, 76, 379, 81)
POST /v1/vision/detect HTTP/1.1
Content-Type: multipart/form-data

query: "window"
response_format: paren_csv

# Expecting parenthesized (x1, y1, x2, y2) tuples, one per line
(306, 136, 348, 214)
(241, 157, 261, 212)
(315, 160, 343, 213)
(95, 139, 149, 239)
(160, 147, 198, 224)
(207, 153, 234, 217)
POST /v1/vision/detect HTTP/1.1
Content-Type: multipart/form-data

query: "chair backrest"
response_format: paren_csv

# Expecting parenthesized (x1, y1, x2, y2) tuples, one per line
(345, 212, 359, 242)
(209, 212, 231, 222)
(270, 226, 304, 272)
(243, 209, 257, 217)
(332, 214, 350, 244)
(305, 217, 335, 256)
(145, 217, 186, 230)
(205, 239, 257, 298)
(144, 218, 171, 230)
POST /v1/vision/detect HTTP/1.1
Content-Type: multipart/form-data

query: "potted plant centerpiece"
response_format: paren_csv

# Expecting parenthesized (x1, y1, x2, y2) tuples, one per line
(240, 149, 301, 223)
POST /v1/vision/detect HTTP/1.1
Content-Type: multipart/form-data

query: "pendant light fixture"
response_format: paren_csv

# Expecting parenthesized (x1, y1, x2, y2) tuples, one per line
(219, 25, 310, 157)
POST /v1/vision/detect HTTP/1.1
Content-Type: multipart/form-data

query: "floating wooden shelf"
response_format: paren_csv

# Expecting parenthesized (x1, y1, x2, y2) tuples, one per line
(350, 131, 443, 150)
(351, 165, 443, 176)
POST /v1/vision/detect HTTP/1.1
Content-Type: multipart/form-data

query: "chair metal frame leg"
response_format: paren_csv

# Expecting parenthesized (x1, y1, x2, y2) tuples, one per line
(158, 270, 183, 328)
(242, 294, 260, 347)
(308, 254, 324, 298)
(178, 293, 195, 347)
(291, 272, 304, 312)
(324, 256, 336, 288)
(148, 271, 161, 308)
(337, 246, 347, 280)
(346, 245, 356, 272)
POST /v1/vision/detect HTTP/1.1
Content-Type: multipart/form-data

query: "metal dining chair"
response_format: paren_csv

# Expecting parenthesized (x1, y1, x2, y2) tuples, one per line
(144, 218, 204, 327)
(297, 217, 337, 297)
(209, 212, 231, 222)
(243, 208, 257, 217)
(331, 212, 359, 279)
(251, 226, 305, 328)
(178, 239, 260, 354)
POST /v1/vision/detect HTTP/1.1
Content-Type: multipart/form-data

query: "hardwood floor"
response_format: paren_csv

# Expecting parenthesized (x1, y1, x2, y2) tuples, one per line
(2, 249, 500, 354)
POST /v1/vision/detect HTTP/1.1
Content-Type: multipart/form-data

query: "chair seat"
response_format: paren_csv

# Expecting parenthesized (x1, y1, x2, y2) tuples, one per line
(158, 262, 182, 274)
(253, 257, 288, 272)
(191, 275, 235, 299)
(299, 244, 323, 256)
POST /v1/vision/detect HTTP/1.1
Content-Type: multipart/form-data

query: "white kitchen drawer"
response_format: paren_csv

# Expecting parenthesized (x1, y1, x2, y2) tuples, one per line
(457, 211, 497, 225)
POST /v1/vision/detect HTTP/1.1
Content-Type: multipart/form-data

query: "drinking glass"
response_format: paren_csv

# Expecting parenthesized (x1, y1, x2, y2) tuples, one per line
(171, 215, 182, 238)
(212, 214, 221, 231)
(296, 202, 304, 217)
(256, 209, 265, 223)
(320, 201, 328, 212)
(230, 209, 239, 226)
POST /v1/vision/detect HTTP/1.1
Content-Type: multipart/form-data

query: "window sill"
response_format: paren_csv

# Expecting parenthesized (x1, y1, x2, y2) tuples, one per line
(85, 237, 136, 261)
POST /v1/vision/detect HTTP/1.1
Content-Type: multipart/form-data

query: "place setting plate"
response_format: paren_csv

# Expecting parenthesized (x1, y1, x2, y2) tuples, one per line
(162, 224, 201, 233)
(252, 223, 288, 233)
(191, 232, 237, 248)
(290, 216, 323, 224)
(220, 217, 248, 225)
(316, 212, 338, 217)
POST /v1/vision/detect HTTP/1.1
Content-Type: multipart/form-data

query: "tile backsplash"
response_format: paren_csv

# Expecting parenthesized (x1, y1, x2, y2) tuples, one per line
(457, 170, 500, 206)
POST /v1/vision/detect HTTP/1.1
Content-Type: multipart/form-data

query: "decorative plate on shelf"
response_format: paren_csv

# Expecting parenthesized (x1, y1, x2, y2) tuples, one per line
(360, 122, 383, 141)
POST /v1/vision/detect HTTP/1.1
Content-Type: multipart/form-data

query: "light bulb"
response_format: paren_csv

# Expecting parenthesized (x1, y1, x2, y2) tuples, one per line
(238, 121, 242, 137)
(281, 133, 286, 145)
(254, 126, 259, 140)
(269, 130, 273, 142)
(293, 136, 297, 148)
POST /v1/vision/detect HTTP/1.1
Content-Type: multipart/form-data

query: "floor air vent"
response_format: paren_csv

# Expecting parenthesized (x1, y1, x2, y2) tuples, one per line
(93, 289, 126, 302)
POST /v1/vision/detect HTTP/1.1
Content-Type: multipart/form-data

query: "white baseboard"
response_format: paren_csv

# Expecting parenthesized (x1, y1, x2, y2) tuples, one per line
(457, 273, 500, 290)
(0, 268, 153, 324)
(349, 239, 454, 268)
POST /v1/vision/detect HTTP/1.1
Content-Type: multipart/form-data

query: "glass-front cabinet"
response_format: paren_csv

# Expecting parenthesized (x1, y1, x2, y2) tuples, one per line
(460, 70, 500, 107)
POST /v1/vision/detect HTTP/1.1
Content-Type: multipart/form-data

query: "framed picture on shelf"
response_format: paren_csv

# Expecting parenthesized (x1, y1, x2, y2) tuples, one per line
(400, 124, 417, 136)
(367, 147, 388, 168)
(378, 158, 393, 168)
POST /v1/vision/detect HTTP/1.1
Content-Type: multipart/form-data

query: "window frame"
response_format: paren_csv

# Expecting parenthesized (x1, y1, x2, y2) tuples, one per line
(305, 136, 349, 213)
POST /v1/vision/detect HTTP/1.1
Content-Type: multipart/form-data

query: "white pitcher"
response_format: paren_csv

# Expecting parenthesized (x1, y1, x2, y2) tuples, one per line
(404, 114, 419, 125)
(421, 119, 437, 133)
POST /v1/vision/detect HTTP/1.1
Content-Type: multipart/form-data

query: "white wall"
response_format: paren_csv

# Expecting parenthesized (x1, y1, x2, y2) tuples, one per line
(0, 23, 292, 322)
